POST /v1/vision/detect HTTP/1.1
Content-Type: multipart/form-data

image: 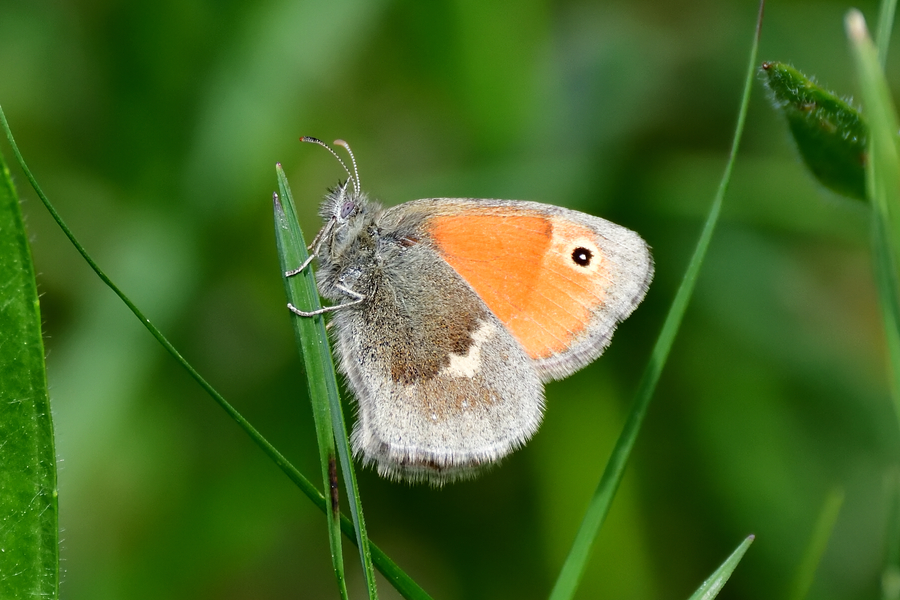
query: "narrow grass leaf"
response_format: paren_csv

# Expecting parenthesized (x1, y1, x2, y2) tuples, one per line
(852, 11, 900, 599)
(273, 170, 349, 599)
(548, 3, 764, 598)
(0, 105, 429, 600)
(849, 9, 900, 264)
(686, 535, 755, 600)
(787, 487, 844, 600)
(872, 221, 900, 430)
(846, 10, 900, 433)
(761, 61, 867, 201)
(0, 137, 59, 600)
(275, 164, 378, 599)
(876, 0, 898, 64)
(884, 471, 900, 600)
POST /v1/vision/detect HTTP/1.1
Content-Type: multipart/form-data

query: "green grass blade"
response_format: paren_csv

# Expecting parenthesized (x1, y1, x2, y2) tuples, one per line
(274, 165, 357, 599)
(884, 471, 900, 600)
(0, 104, 430, 600)
(0, 135, 59, 600)
(872, 219, 900, 431)
(852, 11, 900, 597)
(846, 10, 900, 433)
(686, 535, 755, 600)
(548, 3, 764, 598)
(849, 9, 900, 264)
(787, 487, 845, 600)
(876, 0, 898, 64)
(273, 193, 348, 597)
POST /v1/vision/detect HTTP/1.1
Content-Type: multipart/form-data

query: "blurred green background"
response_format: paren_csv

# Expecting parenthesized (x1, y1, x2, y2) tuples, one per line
(1, 0, 898, 598)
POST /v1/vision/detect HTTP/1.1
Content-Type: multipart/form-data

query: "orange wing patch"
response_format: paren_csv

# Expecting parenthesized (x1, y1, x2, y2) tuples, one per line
(427, 211, 609, 360)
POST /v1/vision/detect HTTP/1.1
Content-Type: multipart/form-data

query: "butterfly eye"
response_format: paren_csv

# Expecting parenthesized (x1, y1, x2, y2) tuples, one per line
(340, 200, 356, 219)
(571, 247, 593, 267)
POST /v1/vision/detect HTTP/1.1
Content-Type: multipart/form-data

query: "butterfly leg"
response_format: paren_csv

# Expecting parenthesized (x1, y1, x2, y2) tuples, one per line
(284, 253, 316, 278)
(287, 284, 365, 317)
(284, 219, 335, 277)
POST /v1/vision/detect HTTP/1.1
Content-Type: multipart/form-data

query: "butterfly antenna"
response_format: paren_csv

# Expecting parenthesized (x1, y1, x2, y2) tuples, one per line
(333, 139, 361, 193)
(300, 136, 357, 193)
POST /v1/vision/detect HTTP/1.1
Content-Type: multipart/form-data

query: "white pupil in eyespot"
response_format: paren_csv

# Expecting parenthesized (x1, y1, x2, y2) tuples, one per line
(572, 247, 593, 267)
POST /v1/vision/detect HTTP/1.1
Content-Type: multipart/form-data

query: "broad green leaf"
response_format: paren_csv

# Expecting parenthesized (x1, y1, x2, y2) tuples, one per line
(0, 136, 58, 599)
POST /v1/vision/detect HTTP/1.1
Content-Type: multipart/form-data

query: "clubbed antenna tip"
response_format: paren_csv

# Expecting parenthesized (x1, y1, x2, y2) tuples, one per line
(299, 136, 358, 193)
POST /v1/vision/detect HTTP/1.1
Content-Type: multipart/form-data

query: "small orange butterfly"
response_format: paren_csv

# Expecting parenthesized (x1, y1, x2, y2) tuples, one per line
(287, 138, 653, 485)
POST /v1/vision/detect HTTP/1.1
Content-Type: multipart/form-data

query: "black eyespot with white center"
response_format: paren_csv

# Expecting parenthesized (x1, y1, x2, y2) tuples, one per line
(572, 247, 593, 267)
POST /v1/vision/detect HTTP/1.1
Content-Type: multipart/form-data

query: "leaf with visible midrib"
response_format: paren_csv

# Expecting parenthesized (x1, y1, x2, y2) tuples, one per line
(0, 146, 59, 598)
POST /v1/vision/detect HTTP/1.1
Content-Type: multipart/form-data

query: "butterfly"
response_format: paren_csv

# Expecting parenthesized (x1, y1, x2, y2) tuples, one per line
(287, 138, 653, 485)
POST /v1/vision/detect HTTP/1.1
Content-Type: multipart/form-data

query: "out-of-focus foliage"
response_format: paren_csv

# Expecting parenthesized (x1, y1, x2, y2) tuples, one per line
(0, 0, 896, 598)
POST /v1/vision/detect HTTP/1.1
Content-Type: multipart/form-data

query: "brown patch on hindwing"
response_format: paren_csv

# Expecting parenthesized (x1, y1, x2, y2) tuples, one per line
(363, 244, 490, 387)
(387, 307, 482, 385)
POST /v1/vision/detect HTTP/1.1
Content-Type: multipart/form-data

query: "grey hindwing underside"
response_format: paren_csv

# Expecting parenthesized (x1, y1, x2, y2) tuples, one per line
(330, 239, 544, 484)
